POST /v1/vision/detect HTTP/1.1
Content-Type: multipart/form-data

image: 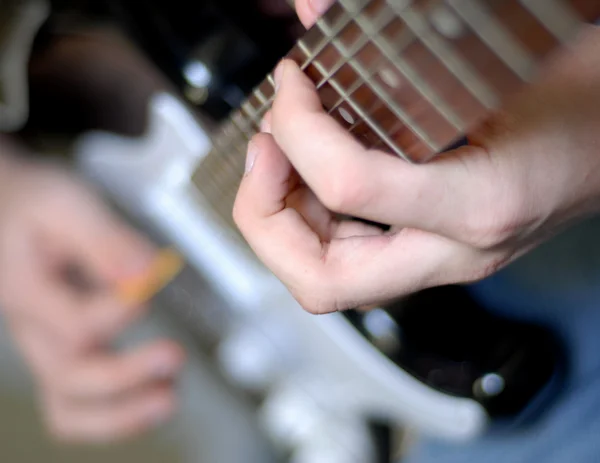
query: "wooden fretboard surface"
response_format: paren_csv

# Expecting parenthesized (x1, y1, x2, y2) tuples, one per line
(192, 0, 600, 235)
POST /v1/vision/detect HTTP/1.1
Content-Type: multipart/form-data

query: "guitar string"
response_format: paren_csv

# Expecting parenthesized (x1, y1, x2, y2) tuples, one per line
(332, 0, 576, 154)
(389, 1, 498, 109)
(447, 0, 536, 80)
(335, 0, 467, 133)
(519, 0, 583, 42)
(193, 3, 362, 224)
(200, 1, 424, 221)
(195, 0, 508, 220)
(194, 0, 576, 224)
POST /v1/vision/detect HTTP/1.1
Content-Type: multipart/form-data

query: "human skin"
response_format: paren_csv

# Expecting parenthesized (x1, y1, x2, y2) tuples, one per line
(234, 1, 600, 314)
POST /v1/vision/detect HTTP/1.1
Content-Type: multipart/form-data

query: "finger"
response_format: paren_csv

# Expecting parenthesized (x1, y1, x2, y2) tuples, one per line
(236, 132, 338, 241)
(271, 59, 506, 245)
(0, 241, 97, 349)
(59, 341, 184, 402)
(234, 133, 500, 313)
(26, 169, 157, 284)
(45, 386, 176, 444)
(235, 132, 295, 221)
(9, 320, 64, 382)
(4, 241, 141, 350)
(295, 0, 336, 28)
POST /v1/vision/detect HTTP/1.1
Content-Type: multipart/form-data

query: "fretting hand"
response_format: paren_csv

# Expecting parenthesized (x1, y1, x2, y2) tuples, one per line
(234, 1, 600, 313)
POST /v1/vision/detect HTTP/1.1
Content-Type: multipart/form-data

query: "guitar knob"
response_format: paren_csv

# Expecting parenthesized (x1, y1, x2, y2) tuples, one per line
(217, 327, 280, 392)
(259, 376, 376, 462)
(259, 378, 325, 448)
(289, 418, 377, 463)
(217, 317, 299, 392)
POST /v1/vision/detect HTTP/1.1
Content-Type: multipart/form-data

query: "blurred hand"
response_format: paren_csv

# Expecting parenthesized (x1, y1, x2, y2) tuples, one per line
(0, 138, 184, 443)
(234, 2, 600, 313)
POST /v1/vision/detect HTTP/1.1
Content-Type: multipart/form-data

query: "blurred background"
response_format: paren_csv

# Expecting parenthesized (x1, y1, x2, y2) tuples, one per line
(0, 0, 571, 461)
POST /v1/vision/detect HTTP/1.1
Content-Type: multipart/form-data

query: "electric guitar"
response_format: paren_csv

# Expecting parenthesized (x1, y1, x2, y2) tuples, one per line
(73, 0, 600, 458)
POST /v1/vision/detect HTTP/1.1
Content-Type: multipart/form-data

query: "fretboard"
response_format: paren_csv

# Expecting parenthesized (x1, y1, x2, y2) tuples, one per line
(192, 0, 600, 234)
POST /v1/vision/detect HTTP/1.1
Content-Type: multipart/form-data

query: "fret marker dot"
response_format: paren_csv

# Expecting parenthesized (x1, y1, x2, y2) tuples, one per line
(430, 5, 465, 39)
(338, 108, 355, 125)
(379, 68, 401, 89)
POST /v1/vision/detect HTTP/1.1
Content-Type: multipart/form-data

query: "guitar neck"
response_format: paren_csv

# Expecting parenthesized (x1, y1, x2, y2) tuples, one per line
(192, 0, 600, 232)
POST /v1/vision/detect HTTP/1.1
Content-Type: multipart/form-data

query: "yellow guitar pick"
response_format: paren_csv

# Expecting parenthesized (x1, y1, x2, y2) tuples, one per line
(117, 247, 184, 305)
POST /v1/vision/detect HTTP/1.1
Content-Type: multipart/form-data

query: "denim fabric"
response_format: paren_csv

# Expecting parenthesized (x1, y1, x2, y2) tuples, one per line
(402, 216, 600, 462)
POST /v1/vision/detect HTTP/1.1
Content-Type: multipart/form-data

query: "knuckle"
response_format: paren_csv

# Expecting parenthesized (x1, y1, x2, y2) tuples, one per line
(316, 162, 369, 215)
(290, 269, 342, 315)
(463, 197, 524, 248)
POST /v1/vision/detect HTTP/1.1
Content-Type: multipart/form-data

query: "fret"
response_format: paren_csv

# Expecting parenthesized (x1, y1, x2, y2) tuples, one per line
(227, 3, 355, 134)
(398, 41, 486, 132)
(520, 0, 583, 43)
(240, 101, 261, 130)
(290, 3, 355, 70)
(323, 28, 443, 157)
(482, 0, 560, 60)
(447, 0, 536, 81)
(245, 92, 264, 118)
(360, 0, 392, 18)
(319, 50, 458, 159)
(299, 44, 410, 158)
(317, 3, 442, 155)
(335, 0, 370, 15)
(351, 7, 466, 133)
(312, 9, 394, 89)
(389, 2, 498, 110)
(254, 88, 267, 106)
(231, 110, 256, 139)
(190, 0, 598, 237)
(411, 1, 523, 99)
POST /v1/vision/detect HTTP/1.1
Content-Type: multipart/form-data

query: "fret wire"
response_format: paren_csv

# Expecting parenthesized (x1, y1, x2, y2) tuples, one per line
(313, 9, 395, 91)
(339, 40, 440, 153)
(297, 42, 410, 159)
(316, 17, 440, 153)
(241, 102, 262, 129)
(244, 98, 262, 119)
(447, 0, 536, 81)
(326, 71, 369, 116)
(230, 115, 255, 143)
(307, 4, 437, 154)
(233, 8, 357, 130)
(255, 88, 267, 106)
(350, 6, 465, 132)
(519, 0, 583, 43)
(387, 1, 498, 110)
(300, 12, 356, 70)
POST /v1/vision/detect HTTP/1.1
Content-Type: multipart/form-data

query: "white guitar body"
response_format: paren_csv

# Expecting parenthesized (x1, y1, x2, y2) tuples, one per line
(73, 92, 488, 460)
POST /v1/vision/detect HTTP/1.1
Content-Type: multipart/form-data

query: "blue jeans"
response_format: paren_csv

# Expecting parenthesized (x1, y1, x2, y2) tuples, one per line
(403, 216, 600, 462)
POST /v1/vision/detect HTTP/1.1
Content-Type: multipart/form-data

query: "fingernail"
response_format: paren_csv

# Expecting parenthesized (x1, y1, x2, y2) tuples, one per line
(310, 0, 333, 15)
(274, 60, 286, 92)
(245, 141, 259, 175)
